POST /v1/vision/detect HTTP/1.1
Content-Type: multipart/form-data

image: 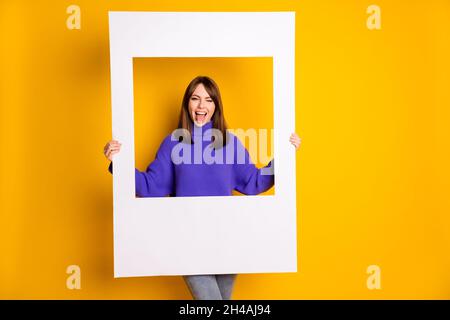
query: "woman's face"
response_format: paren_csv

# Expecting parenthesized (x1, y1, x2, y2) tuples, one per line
(188, 83, 215, 127)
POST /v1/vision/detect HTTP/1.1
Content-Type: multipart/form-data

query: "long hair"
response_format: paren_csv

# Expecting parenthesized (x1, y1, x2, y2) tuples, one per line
(177, 76, 229, 149)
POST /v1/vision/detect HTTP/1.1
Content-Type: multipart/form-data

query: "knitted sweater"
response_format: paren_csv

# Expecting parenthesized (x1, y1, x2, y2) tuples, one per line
(108, 120, 274, 197)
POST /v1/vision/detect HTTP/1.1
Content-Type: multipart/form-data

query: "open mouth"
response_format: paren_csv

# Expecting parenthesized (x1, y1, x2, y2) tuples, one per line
(194, 111, 207, 123)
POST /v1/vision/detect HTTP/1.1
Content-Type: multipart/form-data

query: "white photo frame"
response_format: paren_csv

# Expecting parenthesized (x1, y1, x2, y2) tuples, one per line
(108, 11, 296, 277)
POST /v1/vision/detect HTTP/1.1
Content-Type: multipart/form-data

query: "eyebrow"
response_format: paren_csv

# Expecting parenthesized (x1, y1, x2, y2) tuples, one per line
(191, 94, 212, 99)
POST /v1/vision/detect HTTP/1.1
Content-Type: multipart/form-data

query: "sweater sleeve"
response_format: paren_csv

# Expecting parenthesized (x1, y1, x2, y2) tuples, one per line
(233, 136, 274, 195)
(107, 136, 175, 197)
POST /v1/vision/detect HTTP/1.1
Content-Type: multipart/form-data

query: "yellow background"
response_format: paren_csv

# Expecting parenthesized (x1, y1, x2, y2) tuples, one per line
(134, 57, 274, 196)
(1, 0, 449, 299)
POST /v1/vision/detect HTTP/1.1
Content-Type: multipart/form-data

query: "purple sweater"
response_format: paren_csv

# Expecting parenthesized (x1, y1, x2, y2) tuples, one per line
(108, 120, 274, 197)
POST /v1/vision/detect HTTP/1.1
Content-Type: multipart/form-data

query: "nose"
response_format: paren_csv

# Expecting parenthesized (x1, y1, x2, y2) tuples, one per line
(198, 99, 206, 109)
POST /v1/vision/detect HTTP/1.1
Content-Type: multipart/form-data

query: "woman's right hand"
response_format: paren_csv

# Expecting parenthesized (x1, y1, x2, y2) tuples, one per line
(104, 140, 122, 161)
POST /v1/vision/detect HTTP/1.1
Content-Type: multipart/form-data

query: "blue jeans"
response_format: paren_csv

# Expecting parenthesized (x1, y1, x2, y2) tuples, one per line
(183, 274, 237, 300)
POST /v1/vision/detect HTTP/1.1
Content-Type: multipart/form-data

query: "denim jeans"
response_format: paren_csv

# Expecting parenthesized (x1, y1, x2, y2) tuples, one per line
(183, 274, 237, 300)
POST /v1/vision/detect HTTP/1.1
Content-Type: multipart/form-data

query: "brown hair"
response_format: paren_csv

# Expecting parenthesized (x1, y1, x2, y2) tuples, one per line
(177, 76, 229, 149)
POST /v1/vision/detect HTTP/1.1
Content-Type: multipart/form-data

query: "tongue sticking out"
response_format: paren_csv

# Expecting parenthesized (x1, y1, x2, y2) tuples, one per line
(196, 113, 206, 122)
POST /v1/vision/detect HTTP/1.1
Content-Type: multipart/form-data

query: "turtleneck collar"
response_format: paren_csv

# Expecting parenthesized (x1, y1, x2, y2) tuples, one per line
(192, 120, 213, 138)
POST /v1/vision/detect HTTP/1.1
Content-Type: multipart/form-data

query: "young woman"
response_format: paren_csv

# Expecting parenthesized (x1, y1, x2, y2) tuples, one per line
(103, 76, 301, 299)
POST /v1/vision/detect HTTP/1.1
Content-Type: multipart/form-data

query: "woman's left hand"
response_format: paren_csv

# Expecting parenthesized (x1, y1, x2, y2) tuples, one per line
(289, 133, 301, 150)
